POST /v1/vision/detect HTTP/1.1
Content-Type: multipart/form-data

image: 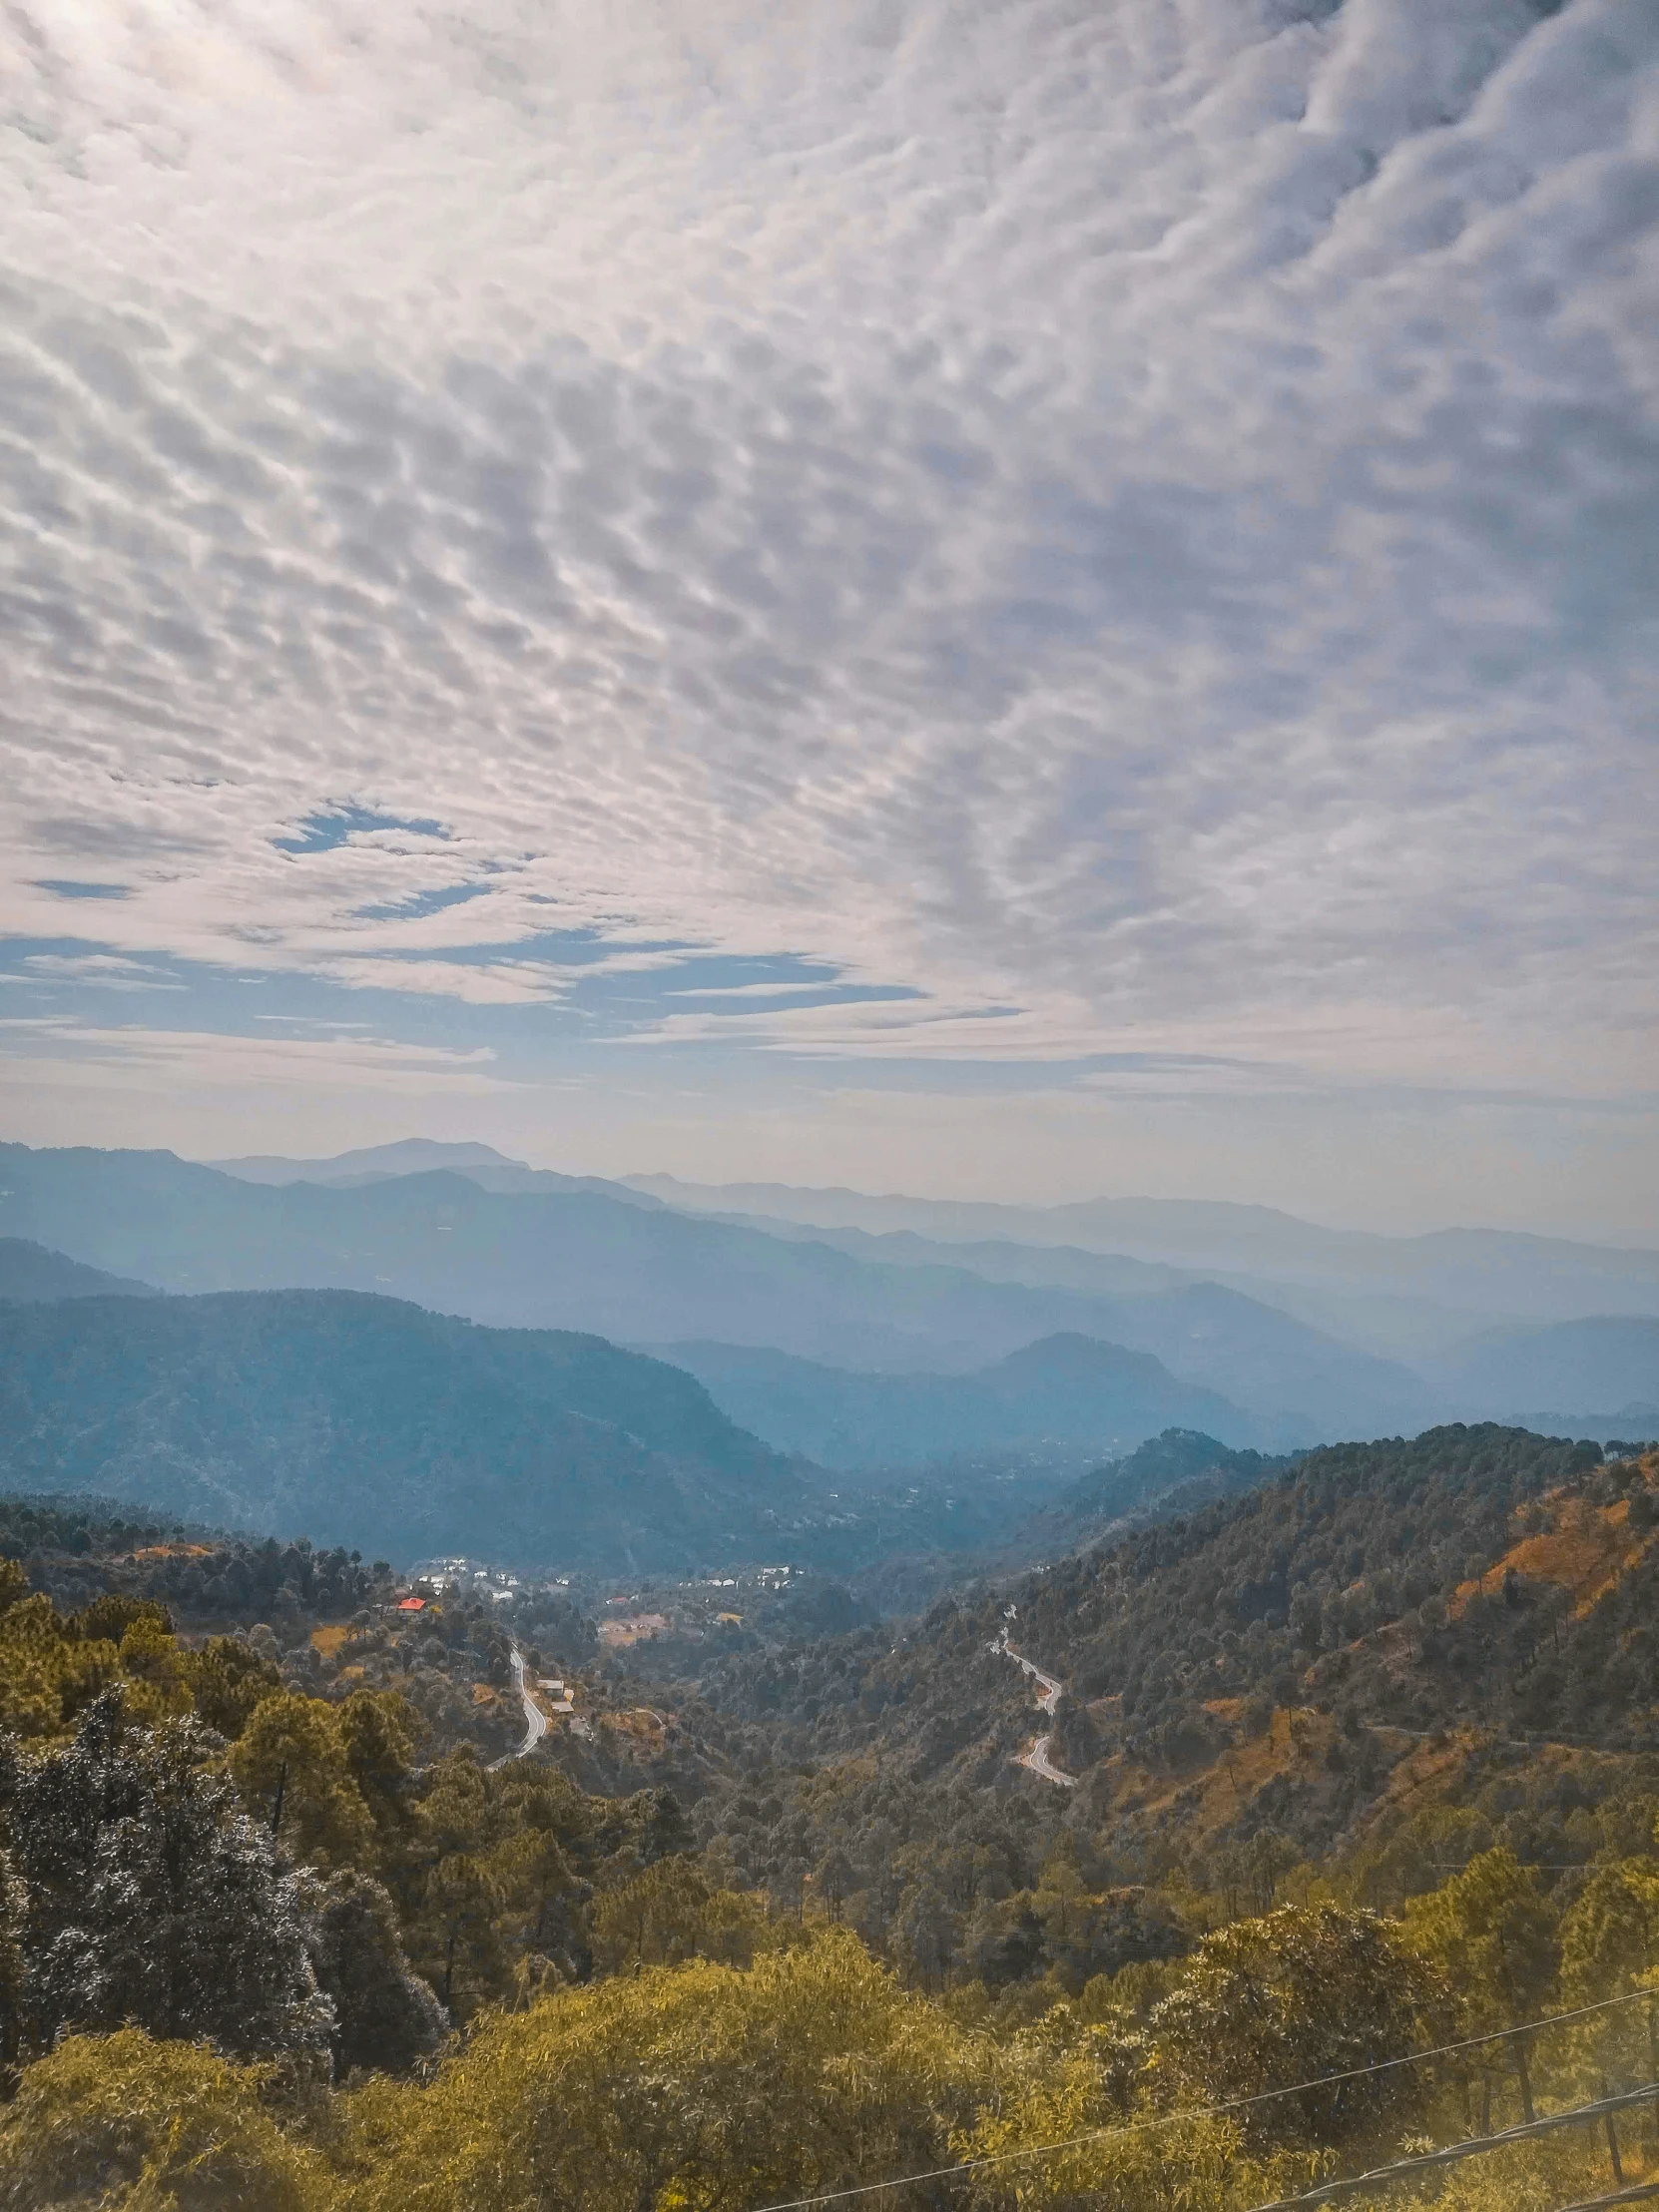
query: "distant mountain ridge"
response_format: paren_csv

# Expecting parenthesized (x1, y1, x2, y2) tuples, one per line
(5, 1144, 1652, 1455)
(0, 1288, 806, 1570)
(0, 1238, 158, 1305)
(211, 1139, 661, 1207)
(624, 1175, 1659, 1324)
(211, 1138, 527, 1184)
(0, 1144, 1433, 1439)
(1425, 1317, 1659, 1416)
(647, 1333, 1258, 1465)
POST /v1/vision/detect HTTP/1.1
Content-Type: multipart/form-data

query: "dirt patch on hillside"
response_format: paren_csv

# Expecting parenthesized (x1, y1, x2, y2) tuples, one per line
(1453, 1491, 1654, 1622)
(1089, 1705, 1340, 1842)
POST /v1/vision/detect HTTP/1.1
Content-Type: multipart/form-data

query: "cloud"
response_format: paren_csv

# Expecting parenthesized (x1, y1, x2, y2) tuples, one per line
(0, 0, 1654, 1116)
(316, 958, 575, 1006)
(0, 1017, 511, 1096)
(14, 951, 184, 990)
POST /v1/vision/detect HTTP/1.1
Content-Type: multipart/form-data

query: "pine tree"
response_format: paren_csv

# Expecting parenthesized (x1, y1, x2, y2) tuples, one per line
(0, 1691, 330, 2058)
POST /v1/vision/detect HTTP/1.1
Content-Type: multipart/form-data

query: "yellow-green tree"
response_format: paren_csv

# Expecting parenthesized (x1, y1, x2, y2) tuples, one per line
(340, 1928, 984, 2212)
(1402, 1848, 1559, 2032)
(421, 1853, 505, 2018)
(1152, 1903, 1441, 2153)
(1558, 1860, 1659, 2095)
(1402, 1847, 1559, 2127)
(0, 2029, 327, 2212)
(228, 1693, 377, 1871)
(0, 1597, 110, 1740)
(184, 1635, 283, 1739)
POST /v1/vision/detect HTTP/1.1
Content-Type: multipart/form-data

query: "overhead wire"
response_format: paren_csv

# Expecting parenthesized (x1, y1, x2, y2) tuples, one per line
(743, 1984, 1659, 2212)
(1249, 2081, 1659, 2209)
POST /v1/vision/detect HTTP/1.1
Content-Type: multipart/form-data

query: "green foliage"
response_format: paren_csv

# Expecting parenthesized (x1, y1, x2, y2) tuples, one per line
(0, 1692, 330, 2059)
(230, 1693, 380, 1870)
(69, 1594, 175, 1647)
(1402, 1847, 1559, 2031)
(590, 1858, 792, 1976)
(3, 1432, 1658, 2208)
(185, 1633, 284, 1738)
(1151, 1904, 1441, 2151)
(0, 2029, 326, 2211)
(340, 1931, 983, 2212)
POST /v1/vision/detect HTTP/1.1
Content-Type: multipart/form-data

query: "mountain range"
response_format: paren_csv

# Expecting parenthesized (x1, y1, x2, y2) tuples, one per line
(651, 1334, 1255, 1466)
(0, 1143, 1652, 1481)
(626, 1174, 1659, 1328)
(0, 1143, 1441, 1442)
(0, 1288, 805, 1571)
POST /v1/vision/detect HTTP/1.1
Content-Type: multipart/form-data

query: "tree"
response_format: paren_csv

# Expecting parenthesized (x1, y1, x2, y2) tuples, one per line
(1153, 1904, 1441, 2151)
(184, 1635, 282, 1739)
(0, 2027, 325, 2212)
(0, 1850, 25, 2077)
(228, 1693, 377, 1872)
(491, 1825, 579, 1965)
(333, 1689, 421, 1853)
(591, 1859, 717, 1973)
(0, 1692, 330, 2059)
(340, 1931, 980, 2212)
(969, 1902, 1047, 1992)
(422, 1853, 505, 2019)
(295, 1868, 444, 2080)
(1403, 1847, 1559, 2125)
(1403, 1848, 1559, 2030)
(815, 1846, 856, 1923)
(897, 1883, 957, 1989)
(1558, 1860, 1659, 2092)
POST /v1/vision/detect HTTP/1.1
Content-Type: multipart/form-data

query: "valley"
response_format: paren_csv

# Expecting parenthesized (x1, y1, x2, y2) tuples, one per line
(1, 1143, 1657, 2211)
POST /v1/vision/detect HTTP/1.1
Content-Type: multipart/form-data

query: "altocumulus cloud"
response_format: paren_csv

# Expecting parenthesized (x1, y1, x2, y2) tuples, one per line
(0, 0, 1655, 1099)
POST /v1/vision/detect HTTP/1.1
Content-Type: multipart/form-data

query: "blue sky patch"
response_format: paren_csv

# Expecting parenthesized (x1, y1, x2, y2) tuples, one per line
(273, 805, 450, 855)
(352, 883, 494, 921)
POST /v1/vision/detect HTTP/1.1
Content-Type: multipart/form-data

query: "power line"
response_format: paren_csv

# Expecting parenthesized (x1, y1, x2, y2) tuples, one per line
(743, 1986, 1659, 2212)
(1250, 2082, 1659, 2210)
(1551, 2187, 1659, 2212)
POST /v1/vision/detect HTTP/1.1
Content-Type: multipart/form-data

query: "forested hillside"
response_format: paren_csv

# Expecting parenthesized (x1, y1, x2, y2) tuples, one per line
(0, 1289, 804, 1569)
(6, 1429, 1659, 2211)
(615, 1427, 1659, 1960)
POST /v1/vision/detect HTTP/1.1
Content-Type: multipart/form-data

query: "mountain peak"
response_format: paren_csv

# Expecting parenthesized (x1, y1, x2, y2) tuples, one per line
(208, 1139, 529, 1186)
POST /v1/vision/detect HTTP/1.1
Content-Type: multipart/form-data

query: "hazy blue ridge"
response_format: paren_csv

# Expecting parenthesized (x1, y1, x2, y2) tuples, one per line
(0, 1287, 810, 1570)
(624, 1177, 1659, 1322)
(0, 1238, 159, 1304)
(1423, 1317, 1659, 1418)
(643, 1334, 1260, 1465)
(0, 1145, 1440, 1440)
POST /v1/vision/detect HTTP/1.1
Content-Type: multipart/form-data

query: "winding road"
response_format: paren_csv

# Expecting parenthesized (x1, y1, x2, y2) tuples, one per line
(995, 1632, 1078, 1789)
(490, 1642, 549, 1769)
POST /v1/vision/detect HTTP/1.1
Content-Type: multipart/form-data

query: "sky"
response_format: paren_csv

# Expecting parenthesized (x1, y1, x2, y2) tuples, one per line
(1, 0, 1656, 1237)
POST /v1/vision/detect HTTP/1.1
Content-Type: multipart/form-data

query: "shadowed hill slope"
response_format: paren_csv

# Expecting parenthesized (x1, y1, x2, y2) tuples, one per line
(649, 1334, 1257, 1465)
(0, 1289, 807, 1570)
(0, 1239, 158, 1304)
